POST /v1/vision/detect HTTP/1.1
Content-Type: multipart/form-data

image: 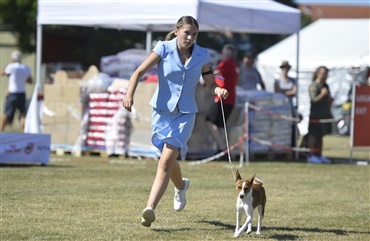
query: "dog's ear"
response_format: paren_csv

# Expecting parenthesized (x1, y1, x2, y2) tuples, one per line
(249, 173, 256, 182)
(235, 170, 242, 182)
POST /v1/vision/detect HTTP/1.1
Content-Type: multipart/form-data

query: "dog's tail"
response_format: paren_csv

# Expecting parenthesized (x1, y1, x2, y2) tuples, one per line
(254, 178, 263, 185)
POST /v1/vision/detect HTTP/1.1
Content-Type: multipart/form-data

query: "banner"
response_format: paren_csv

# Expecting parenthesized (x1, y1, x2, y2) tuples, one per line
(353, 85, 370, 147)
(0, 133, 51, 165)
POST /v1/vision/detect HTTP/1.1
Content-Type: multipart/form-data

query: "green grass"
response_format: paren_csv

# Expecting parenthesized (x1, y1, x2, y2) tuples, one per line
(1, 156, 369, 241)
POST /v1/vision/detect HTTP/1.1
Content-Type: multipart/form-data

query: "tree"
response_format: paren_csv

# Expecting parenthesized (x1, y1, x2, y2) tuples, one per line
(0, 0, 37, 54)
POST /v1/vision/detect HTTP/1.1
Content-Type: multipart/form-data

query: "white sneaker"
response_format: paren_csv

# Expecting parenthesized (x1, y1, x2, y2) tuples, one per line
(141, 207, 155, 227)
(307, 155, 322, 164)
(174, 178, 189, 212)
(320, 156, 331, 164)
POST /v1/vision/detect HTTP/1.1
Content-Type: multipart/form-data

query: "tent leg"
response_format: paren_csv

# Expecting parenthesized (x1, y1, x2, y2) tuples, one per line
(36, 24, 43, 86)
(349, 80, 356, 163)
(294, 31, 300, 160)
(146, 30, 152, 53)
(24, 24, 43, 133)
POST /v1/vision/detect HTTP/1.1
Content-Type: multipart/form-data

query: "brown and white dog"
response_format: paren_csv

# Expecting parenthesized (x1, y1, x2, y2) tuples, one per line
(234, 169, 266, 238)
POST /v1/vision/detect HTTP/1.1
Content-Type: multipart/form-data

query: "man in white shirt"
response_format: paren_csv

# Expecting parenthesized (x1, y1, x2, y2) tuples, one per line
(1, 50, 33, 131)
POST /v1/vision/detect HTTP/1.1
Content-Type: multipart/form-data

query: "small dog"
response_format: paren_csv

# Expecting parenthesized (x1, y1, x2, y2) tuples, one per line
(234, 169, 266, 238)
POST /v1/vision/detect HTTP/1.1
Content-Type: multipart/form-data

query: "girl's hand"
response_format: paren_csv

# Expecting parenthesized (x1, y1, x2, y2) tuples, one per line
(122, 95, 134, 112)
(320, 87, 328, 96)
(217, 88, 229, 99)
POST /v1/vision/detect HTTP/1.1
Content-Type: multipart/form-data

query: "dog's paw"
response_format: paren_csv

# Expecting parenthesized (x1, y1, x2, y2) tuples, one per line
(246, 228, 252, 235)
(256, 231, 261, 235)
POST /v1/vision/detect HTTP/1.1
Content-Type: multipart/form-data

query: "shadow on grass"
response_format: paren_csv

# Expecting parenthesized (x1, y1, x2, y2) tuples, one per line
(197, 220, 370, 240)
(198, 220, 235, 230)
(152, 227, 193, 232)
(264, 226, 370, 236)
(0, 163, 75, 168)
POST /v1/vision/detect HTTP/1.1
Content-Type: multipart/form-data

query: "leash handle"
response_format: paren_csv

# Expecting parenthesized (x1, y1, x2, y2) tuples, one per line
(219, 97, 236, 180)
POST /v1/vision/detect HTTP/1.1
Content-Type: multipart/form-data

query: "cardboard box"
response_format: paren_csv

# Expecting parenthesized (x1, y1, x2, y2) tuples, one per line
(44, 124, 80, 146)
(44, 83, 80, 103)
(42, 102, 82, 125)
(52, 71, 68, 85)
(63, 84, 81, 102)
(44, 84, 64, 102)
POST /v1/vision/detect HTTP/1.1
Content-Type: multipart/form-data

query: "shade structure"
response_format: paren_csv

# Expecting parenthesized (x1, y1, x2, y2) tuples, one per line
(28, 0, 301, 142)
(37, 0, 301, 34)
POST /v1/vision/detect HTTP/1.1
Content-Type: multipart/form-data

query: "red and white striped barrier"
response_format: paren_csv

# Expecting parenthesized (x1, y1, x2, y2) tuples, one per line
(191, 102, 328, 166)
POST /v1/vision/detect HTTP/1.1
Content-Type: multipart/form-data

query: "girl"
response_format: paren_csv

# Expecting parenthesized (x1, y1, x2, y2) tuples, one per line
(122, 16, 229, 227)
(307, 66, 333, 164)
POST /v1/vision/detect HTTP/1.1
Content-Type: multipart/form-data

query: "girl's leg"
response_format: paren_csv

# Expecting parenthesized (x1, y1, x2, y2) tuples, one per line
(308, 134, 319, 156)
(317, 136, 323, 157)
(170, 159, 184, 190)
(146, 143, 180, 209)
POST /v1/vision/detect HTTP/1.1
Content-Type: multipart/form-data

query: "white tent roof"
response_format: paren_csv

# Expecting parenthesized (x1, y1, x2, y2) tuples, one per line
(258, 18, 370, 69)
(37, 0, 301, 34)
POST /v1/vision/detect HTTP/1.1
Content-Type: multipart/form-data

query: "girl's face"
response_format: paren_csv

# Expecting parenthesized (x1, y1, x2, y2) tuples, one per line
(281, 66, 290, 74)
(317, 68, 328, 82)
(175, 24, 198, 50)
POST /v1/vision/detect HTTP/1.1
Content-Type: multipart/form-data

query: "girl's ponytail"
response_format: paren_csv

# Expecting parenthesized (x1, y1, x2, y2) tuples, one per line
(165, 30, 176, 41)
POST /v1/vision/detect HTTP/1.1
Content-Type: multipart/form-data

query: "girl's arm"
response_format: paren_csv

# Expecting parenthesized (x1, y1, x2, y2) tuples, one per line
(309, 84, 328, 103)
(202, 63, 229, 99)
(285, 84, 297, 97)
(122, 52, 160, 112)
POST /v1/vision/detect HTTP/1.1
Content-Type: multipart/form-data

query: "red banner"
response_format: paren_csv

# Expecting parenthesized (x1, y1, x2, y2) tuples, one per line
(353, 85, 370, 147)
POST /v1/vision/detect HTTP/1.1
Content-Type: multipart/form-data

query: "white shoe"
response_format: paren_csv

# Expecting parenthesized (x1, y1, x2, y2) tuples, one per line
(320, 156, 331, 164)
(141, 207, 155, 227)
(307, 155, 322, 164)
(174, 178, 189, 212)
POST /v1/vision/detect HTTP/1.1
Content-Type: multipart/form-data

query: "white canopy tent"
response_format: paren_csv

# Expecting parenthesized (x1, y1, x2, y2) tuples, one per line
(27, 0, 301, 135)
(256, 18, 370, 135)
(35, 0, 301, 82)
(37, 0, 300, 33)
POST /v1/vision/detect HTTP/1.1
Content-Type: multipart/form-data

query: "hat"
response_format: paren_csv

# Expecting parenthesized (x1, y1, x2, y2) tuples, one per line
(11, 50, 22, 62)
(280, 61, 291, 68)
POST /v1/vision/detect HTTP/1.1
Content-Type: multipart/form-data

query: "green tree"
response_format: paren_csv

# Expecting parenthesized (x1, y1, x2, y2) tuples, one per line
(0, 0, 37, 54)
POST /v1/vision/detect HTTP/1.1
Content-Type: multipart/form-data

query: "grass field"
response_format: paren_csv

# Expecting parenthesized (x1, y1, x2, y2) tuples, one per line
(1, 156, 369, 241)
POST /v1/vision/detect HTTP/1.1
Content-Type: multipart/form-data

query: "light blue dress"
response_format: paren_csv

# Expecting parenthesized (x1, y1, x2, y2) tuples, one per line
(150, 37, 212, 158)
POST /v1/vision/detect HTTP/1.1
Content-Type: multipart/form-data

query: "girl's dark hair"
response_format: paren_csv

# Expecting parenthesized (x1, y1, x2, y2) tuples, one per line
(165, 16, 199, 41)
(312, 66, 329, 82)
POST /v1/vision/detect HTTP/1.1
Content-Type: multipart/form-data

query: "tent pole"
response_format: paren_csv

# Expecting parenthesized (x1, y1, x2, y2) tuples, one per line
(36, 24, 43, 86)
(146, 30, 152, 53)
(294, 31, 300, 160)
(24, 23, 43, 133)
(349, 80, 356, 163)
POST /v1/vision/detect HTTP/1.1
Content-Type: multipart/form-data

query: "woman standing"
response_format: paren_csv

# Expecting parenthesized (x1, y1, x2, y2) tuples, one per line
(274, 61, 297, 147)
(122, 16, 229, 227)
(274, 60, 296, 113)
(307, 66, 333, 164)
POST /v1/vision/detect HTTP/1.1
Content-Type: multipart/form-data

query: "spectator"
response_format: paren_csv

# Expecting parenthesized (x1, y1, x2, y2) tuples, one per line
(206, 44, 238, 153)
(1, 50, 33, 132)
(238, 51, 265, 91)
(307, 66, 333, 164)
(274, 60, 297, 147)
(274, 60, 296, 113)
